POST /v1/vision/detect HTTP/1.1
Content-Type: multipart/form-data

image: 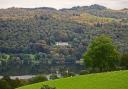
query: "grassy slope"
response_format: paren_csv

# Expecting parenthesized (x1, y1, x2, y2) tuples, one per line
(53, 12, 115, 25)
(69, 13, 114, 24)
(17, 70, 128, 89)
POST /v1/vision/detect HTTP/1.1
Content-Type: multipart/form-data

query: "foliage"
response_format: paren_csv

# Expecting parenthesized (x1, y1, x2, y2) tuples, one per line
(0, 79, 12, 89)
(0, 5, 128, 75)
(41, 85, 56, 89)
(79, 70, 89, 75)
(120, 53, 128, 69)
(49, 74, 58, 80)
(83, 35, 120, 72)
(0, 76, 25, 89)
(61, 71, 75, 78)
(0, 75, 48, 89)
(29, 75, 48, 84)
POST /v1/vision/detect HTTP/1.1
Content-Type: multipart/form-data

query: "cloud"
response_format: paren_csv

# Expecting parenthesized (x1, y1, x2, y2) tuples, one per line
(0, 0, 128, 9)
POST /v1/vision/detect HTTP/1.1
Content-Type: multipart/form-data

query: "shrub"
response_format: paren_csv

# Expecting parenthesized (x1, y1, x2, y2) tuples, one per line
(41, 85, 56, 89)
(29, 75, 48, 84)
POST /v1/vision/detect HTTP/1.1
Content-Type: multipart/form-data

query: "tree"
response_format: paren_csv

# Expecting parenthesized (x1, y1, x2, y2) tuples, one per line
(83, 35, 120, 72)
(120, 53, 128, 69)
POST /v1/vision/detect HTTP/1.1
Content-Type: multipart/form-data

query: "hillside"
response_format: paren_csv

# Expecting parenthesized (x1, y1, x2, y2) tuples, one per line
(17, 70, 128, 89)
(60, 4, 128, 19)
(0, 5, 128, 75)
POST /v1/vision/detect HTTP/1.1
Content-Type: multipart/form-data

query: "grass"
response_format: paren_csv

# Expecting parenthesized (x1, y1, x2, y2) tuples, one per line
(53, 12, 116, 26)
(70, 13, 114, 24)
(17, 70, 128, 89)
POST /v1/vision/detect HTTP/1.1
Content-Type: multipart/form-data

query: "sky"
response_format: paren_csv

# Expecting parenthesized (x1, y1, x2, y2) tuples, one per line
(0, 0, 128, 10)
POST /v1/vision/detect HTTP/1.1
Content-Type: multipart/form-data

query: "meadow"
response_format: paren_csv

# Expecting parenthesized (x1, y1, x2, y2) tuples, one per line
(17, 70, 128, 89)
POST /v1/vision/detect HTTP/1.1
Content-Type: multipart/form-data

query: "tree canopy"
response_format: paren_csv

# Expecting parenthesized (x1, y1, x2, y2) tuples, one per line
(83, 35, 120, 72)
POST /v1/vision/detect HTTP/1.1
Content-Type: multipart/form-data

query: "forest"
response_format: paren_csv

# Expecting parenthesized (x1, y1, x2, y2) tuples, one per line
(0, 4, 128, 75)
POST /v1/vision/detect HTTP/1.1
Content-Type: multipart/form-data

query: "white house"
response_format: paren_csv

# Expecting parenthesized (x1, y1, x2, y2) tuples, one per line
(56, 42, 69, 46)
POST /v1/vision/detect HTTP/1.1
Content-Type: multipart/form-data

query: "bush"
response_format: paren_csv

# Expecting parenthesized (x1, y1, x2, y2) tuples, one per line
(79, 70, 89, 75)
(49, 74, 58, 80)
(41, 85, 56, 89)
(62, 72, 75, 78)
(0, 76, 25, 89)
(29, 75, 48, 84)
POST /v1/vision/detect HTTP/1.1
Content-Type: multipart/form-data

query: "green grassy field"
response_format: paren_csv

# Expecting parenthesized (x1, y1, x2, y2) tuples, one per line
(17, 70, 128, 89)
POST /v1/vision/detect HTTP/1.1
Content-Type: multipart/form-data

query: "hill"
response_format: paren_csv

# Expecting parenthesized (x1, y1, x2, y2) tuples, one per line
(0, 4, 128, 75)
(17, 70, 128, 89)
(60, 4, 128, 19)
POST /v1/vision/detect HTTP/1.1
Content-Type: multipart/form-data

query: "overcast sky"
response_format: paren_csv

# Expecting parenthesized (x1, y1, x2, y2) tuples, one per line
(0, 0, 128, 10)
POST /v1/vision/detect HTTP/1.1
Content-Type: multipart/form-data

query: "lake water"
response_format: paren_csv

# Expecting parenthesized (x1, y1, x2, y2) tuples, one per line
(0, 75, 36, 79)
(0, 73, 64, 80)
